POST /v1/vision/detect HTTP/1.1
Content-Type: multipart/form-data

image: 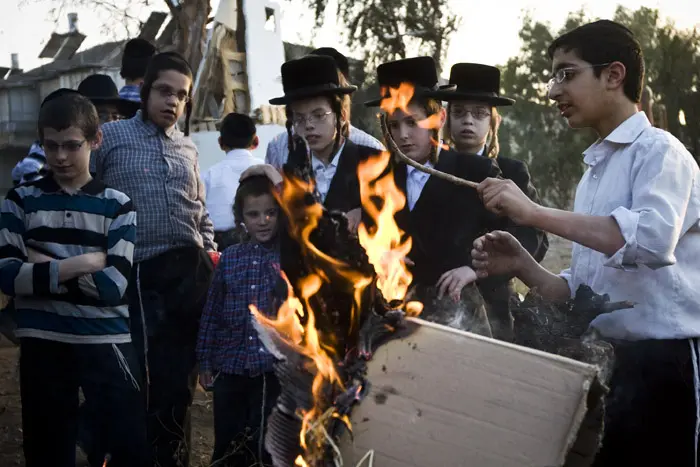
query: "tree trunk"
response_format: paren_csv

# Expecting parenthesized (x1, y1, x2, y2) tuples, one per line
(165, 0, 211, 75)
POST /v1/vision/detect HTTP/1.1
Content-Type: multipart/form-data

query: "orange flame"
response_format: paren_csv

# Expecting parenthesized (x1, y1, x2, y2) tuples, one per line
(357, 151, 413, 303)
(250, 130, 423, 463)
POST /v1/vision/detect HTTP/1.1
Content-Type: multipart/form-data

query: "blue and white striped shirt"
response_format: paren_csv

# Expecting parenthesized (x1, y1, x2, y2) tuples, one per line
(0, 176, 136, 344)
(119, 84, 141, 103)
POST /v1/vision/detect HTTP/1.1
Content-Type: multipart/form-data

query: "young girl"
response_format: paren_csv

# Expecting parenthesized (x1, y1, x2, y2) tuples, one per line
(443, 63, 549, 340)
(363, 56, 506, 337)
(269, 54, 383, 231)
(196, 165, 285, 467)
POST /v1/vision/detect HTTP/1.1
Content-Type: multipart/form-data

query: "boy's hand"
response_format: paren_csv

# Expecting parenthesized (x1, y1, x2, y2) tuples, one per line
(477, 178, 540, 226)
(27, 248, 54, 263)
(199, 371, 213, 389)
(436, 266, 478, 302)
(80, 252, 107, 273)
(471, 231, 529, 279)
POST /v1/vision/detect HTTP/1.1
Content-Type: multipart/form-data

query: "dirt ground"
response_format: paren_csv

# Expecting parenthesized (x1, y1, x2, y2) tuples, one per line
(0, 237, 572, 466)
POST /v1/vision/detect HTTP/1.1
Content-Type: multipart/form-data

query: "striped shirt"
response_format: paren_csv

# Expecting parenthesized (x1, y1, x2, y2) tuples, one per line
(11, 142, 47, 186)
(265, 124, 385, 170)
(0, 176, 136, 344)
(91, 110, 216, 262)
(196, 241, 282, 376)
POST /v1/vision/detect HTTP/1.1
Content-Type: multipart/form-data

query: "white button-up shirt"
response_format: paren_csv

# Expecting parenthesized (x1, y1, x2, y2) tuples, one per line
(560, 111, 700, 340)
(312, 143, 345, 202)
(201, 149, 261, 231)
(265, 125, 385, 170)
(406, 161, 433, 210)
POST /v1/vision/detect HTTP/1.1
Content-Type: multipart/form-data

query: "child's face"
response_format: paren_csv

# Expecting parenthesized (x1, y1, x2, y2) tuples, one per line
(448, 100, 492, 153)
(147, 69, 191, 130)
(548, 48, 608, 129)
(42, 126, 101, 184)
(290, 96, 338, 158)
(387, 103, 444, 165)
(242, 193, 279, 243)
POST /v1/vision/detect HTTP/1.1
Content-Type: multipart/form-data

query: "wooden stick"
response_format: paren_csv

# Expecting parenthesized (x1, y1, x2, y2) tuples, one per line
(379, 116, 479, 189)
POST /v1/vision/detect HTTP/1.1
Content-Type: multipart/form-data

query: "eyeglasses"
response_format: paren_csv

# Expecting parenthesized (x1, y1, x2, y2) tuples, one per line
(450, 107, 491, 120)
(292, 111, 333, 127)
(152, 84, 191, 103)
(547, 63, 612, 91)
(42, 140, 87, 153)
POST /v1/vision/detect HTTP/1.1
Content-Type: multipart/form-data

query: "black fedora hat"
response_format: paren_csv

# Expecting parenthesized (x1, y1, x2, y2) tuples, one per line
(445, 63, 514, 106)
(364, 56, 456, 107)
(77, 74, 140, 117)
(269, 55, 357, 105)
(310, 47, 350, 79)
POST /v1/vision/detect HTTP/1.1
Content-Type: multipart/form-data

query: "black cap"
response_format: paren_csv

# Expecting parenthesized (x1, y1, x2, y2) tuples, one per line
(364, 56, 456, 107)
(310, 47, 350, 79)
(77, 74, 140, 117)
(269, 55, 357, 105)
(444, 63, 514, 106)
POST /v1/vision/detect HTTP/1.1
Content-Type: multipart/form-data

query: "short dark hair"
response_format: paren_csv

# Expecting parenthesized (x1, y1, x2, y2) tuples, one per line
(121, 38, 157, 81)
(547, 20, 644, 103)
(141, 52, 194, 134)
(220, 113, 257, 149)
(233, 175, 277, 226)
(37, 93, 99, 143)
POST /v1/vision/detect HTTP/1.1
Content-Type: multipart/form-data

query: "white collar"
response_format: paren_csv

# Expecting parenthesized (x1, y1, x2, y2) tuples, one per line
(225, 148, 254, 159)
(583, 111, 651, 166)
(312, 141, 346, 170)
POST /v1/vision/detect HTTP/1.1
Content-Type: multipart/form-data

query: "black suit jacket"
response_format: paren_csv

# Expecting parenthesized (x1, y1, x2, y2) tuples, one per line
(492, 156, 549, 262)
(386, 149, 505, 286)
(321, 140, 381, 213)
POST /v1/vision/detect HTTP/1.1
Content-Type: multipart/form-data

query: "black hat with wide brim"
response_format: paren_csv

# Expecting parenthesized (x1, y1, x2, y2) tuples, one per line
(444, 63, 515, 106)
(363, 56, 456, 107)
(77, 74, 141, 117)
(269, 55, 357, 105)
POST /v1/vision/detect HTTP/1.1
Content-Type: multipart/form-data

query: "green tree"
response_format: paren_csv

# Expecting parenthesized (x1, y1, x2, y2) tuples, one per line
(498, 11, 595, 208)
(499, 7, 700, 208)
(301, 0, 460, 74)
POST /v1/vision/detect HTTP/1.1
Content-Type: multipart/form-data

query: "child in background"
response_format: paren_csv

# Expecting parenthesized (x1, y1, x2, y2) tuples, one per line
(196, 164, 285, 467)
(0, 90, 147, 467)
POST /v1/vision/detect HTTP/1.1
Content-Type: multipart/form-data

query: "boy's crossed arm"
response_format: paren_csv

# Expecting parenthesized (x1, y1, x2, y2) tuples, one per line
(0, 191, 136, 306)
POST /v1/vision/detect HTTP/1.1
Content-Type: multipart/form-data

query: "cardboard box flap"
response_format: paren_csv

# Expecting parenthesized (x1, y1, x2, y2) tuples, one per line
(339, 318, 602, 467)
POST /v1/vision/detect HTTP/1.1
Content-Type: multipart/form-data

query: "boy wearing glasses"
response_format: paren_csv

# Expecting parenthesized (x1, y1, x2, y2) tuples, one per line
(91, 52, 217, 467)
(472, 20, 700, 465)
(0, 90, 148, 467)
(269, 54, 383, 232)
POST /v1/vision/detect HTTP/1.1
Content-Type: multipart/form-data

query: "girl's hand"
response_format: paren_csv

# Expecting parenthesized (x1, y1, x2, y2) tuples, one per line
(436, 266, 478, 302)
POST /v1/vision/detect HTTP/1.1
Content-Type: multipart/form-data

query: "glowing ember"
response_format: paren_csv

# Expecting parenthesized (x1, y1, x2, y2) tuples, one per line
(295, 455, 309, 466)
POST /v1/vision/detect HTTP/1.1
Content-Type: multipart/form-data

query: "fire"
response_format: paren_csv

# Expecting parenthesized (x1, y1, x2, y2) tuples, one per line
(357, 151, 412, 303)
(250, 80, 433, 463)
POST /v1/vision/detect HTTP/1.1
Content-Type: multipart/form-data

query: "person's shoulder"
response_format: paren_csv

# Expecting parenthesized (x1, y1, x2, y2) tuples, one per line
(634, 127, 697, 170)
(349, 125, 384, 150)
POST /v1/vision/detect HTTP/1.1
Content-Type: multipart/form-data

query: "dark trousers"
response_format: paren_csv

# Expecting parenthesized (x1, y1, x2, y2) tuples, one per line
(593, 338, 700, 466)
(19, 337, 148, 467)
(129, 276, 199, 467)
(211, 372, 281, 467)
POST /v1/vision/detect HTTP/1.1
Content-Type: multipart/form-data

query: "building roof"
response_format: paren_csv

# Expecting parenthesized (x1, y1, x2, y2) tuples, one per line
(0, 40, 125, 89)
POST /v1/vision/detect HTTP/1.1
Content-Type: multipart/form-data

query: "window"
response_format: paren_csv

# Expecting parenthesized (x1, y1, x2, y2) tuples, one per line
(264, 7, 276, 32)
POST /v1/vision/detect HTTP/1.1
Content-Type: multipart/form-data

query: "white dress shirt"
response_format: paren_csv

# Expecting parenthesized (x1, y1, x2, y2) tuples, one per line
(559, 111, 700, 340)
(265, 125, 385, 170)
(406, 161, 433, 210)
(312, 143, 345, 202)
(201, 149, 261, 231)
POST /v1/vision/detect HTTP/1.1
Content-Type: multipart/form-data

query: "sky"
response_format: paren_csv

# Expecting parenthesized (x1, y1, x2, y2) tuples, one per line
(1, 0, 698, 76)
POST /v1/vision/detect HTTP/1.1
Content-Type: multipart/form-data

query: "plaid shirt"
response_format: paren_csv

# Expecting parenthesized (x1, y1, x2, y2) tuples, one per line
(196, 241, 282, 376)
(119, 84, 141, 103)
(265, 124, 385, 170)
(91, 110, 216, 262)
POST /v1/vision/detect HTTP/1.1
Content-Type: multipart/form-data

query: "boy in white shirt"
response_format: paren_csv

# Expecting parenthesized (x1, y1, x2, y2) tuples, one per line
(472, 20, 700, 466)
(202, 112, 261, 250)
